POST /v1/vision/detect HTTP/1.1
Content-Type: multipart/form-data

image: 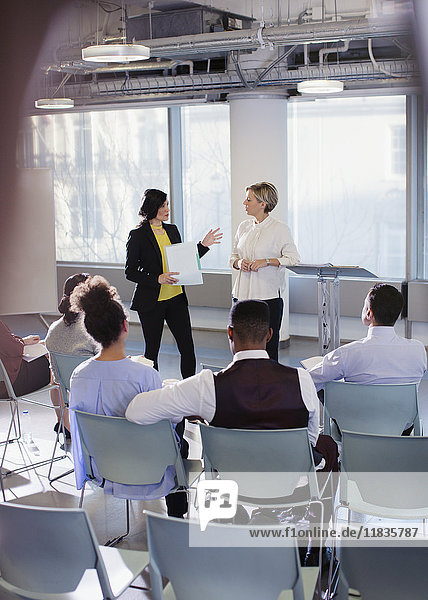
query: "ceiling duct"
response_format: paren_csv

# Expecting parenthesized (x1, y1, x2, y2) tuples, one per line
(126, 5, 254, 42)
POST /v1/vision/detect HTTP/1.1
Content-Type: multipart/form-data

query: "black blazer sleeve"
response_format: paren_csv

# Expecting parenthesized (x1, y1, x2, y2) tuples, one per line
(197, 242, 209, 259)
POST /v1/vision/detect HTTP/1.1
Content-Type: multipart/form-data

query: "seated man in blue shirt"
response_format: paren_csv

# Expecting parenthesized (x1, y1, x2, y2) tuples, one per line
(309, 284, 426, 433)
(309, 283, 426, 389)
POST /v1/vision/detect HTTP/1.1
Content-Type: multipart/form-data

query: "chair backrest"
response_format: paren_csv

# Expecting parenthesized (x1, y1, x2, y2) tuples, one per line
(74, 410, 187, 487)
(0, 358, 18, 400)
(336, 544, 428, 600)
(200, 363, 223, 373)
(49, 351, 90, 402)
(145, 511, 306, 600)
(199, 424, 319, 502)
(340, 430, 428, 510)
(0, 503, 112, 598)
(324, 381, 420, 437)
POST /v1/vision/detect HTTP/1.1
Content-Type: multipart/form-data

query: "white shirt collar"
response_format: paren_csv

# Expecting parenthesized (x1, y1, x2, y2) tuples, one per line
(232, 349, 270, 363)
(366, 326, 397, 339)
(251, 214, 272, 229)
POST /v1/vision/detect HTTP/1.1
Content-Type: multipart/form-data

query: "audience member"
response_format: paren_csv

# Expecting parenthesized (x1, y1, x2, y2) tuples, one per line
(45, 273, 100, 437)
(126, 300, 338, 525)
(0, 321, 50, 398)
(69, 275, 187, 517)
(309, 284, 426, 391)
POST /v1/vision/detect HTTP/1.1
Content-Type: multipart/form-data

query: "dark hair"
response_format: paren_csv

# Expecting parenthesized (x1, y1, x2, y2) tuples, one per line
(368, 283, 403, 326)
(58, 273, 90, 326)
(138, 189, 167, 222)
(70, 276, 126, 348)
(229, 300, 270, 344)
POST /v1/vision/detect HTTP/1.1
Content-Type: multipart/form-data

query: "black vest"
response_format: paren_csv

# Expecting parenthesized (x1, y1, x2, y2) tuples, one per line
(211, 359, 309, 430)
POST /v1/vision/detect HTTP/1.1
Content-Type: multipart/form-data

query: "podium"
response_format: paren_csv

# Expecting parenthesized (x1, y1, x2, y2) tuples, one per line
(287, 264, 378, 355)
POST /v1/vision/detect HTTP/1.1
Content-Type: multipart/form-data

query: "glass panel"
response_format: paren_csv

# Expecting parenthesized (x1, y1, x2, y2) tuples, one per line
(19, 107, 169, 263)
(288, 96, 406, 279)
(181, 104, 231, 270)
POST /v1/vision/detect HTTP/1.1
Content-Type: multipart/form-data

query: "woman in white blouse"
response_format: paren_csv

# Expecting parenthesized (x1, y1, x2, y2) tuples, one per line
(230, 182, 300, 360)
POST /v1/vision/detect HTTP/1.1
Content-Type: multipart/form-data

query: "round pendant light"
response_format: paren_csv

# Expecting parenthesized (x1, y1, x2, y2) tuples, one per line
(35, 98, 75, 109)
(297, 79, 344, 94)
(82, 44, 150, 63)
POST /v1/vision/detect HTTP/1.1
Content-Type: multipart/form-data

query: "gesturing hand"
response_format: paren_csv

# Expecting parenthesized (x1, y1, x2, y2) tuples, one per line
(159, 272, 179, 285)
(201, 228, 223, 247)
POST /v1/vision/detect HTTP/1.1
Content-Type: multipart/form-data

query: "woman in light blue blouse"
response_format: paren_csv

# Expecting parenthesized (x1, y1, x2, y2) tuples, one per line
(69, 275, 187, 517)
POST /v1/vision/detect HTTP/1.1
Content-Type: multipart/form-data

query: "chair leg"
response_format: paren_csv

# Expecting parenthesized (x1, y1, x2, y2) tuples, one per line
(327, 503, 342, 599)
(0, 468, 5, 502)
(49, 467, 75, 485)
(105, 499, 131, 547)
(3, 401, 20, 445)
(78, 481, 87, 508)
(47, 397, 73, 483)
(0, 401, 19, 472)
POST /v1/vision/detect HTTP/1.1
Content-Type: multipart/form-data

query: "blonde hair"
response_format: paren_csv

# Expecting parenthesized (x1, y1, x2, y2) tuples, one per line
(245, 182, 278, 213)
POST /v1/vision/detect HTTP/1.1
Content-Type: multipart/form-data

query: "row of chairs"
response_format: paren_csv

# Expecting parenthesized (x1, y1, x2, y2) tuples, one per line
(0, 502, 321, 600)
(1, 355, 425, 598)
(1, 427, 428, 599)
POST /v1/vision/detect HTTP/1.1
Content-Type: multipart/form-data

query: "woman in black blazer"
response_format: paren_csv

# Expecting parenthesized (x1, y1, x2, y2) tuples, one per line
(125, 189, 222, 379)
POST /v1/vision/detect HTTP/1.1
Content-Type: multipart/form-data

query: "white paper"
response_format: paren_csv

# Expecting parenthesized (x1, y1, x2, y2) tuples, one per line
(22, 343, 48, 362)
(130, 355, 154, 368)
(300, 356, 323, 370)
(165, 242, 203, 286)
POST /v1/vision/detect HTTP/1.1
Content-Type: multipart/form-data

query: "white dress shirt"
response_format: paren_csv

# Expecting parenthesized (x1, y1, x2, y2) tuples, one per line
(229, 215, 300, 301)
(309, 326, 427, 392)
(126, 350, 320, 446)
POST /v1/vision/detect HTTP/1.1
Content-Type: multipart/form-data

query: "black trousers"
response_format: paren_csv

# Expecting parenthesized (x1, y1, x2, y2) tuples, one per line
(233, 296, 283, 362)
(138, 293, 196, 379)
(0, 355, 51, 399)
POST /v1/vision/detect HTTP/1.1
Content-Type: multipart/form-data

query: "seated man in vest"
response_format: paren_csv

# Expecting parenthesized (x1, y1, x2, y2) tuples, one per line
(126, 299, 338, 500)
(309, 283, 426, 388)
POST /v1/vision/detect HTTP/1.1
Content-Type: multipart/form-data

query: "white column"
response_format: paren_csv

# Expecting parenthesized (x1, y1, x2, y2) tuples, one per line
(228, 91, 291, 343)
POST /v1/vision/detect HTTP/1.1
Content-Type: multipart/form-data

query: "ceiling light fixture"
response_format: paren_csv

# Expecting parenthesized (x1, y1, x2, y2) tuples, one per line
(82, 0, 150, 63)
(82, 43, 150, 63)
(35, 73, 75, 109)
(297, 79, 344, 94)
(35, 97, 75, 109)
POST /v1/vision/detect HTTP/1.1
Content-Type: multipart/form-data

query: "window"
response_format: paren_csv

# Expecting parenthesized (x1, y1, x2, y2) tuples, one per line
(19, 107, 169, 263)
(181, 104, 231, 270)
(288, 96, 406, 279)
(390, 124, 406, 177)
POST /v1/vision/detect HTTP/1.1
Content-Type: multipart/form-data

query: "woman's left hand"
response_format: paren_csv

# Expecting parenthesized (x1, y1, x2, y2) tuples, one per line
(250, 260, 267, 272)
(201, 228, 223, 247)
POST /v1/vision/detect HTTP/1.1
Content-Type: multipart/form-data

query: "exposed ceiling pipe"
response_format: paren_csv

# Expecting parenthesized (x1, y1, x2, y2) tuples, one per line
(139, 17, 410, 58)
(368, 37, 406, 78)
(55, 58, 417, 101)
(319, 39, 350, 64)
(43, 59, 193, 75)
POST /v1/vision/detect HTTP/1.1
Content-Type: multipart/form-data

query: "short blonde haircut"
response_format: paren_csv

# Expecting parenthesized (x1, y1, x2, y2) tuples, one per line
(245, 182, 278, 213)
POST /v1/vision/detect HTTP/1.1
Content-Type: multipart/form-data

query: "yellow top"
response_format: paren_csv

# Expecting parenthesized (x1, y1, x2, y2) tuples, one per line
(152, 225, 183, 302)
